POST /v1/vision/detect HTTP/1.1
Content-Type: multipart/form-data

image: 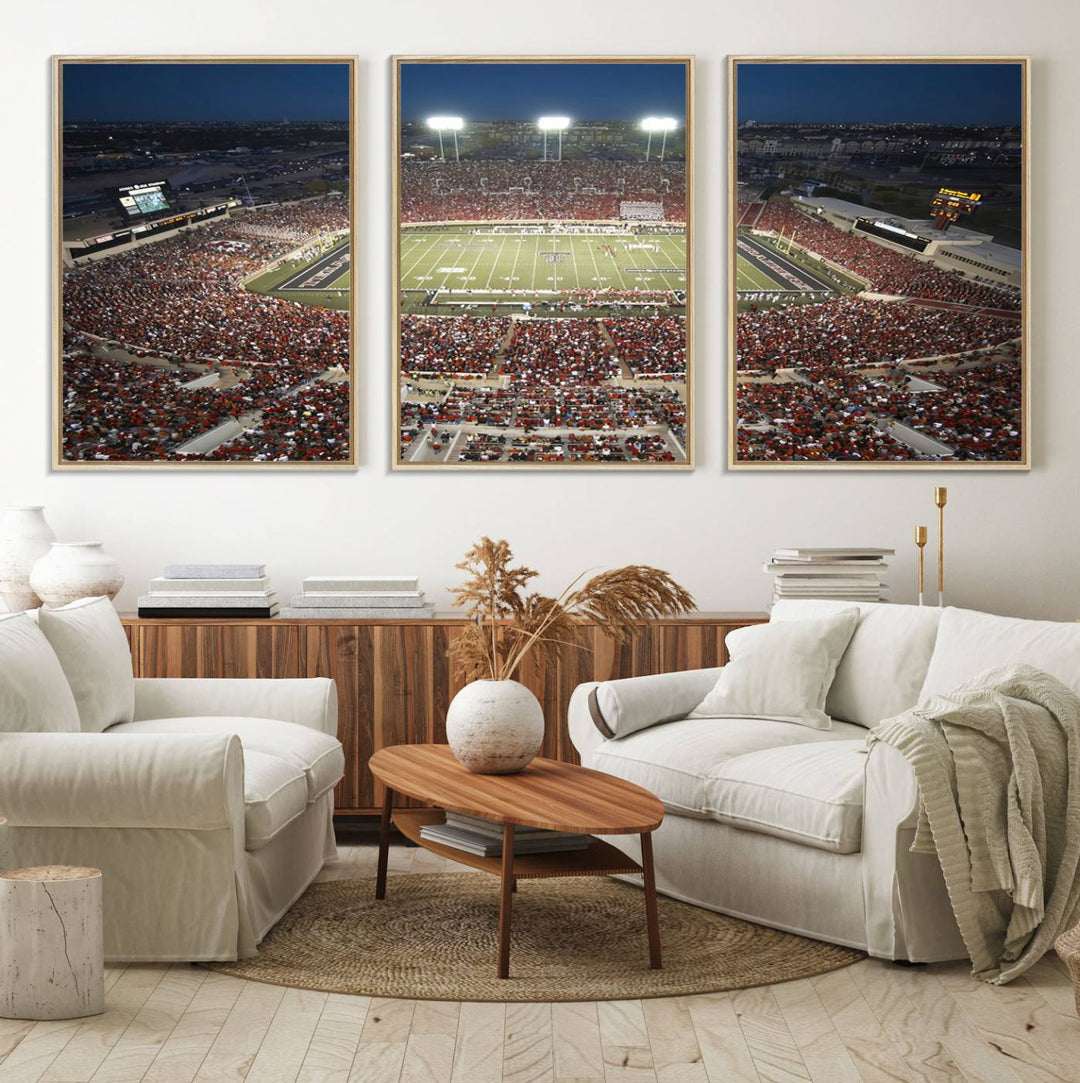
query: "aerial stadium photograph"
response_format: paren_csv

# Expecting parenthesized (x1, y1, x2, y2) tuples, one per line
(729, 58, 1028, 468)
(55, 57, 355, 467)
(393, 57, 692, 468)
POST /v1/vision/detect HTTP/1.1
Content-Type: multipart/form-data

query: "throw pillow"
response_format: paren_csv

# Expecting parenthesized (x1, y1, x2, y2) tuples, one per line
(689, 609, 859, 730)
(0, 612, 81, 732)
(36, 597, 135, 733)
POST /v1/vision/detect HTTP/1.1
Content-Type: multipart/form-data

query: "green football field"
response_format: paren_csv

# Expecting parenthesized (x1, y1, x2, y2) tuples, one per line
(245, 235, 351, 312)
(736, 253, 789, 292)
(399, 228, 686, 299)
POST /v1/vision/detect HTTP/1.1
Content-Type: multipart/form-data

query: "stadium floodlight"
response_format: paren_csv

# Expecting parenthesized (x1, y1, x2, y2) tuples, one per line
(537, 116, 571, 161)
(641, 116, 679, 161)
(427, 116, 464, 162)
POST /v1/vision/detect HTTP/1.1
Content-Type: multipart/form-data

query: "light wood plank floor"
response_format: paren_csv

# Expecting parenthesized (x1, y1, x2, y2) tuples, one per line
(4, 838, 1079, 1083)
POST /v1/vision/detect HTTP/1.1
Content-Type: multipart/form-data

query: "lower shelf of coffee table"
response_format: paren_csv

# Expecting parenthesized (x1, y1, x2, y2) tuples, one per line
(393, 808, 643, 880)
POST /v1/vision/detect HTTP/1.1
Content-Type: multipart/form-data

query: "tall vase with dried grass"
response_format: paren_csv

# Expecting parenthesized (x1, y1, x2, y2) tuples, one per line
(444, 537, 694, 774)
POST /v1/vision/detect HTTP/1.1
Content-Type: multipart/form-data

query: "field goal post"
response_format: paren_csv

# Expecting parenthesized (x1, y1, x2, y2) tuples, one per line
(776, 228, 796, 255)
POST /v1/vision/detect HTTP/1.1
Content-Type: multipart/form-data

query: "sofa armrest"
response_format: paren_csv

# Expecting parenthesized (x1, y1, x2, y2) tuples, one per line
(585, 667, 725, 741)
(133, 678, 338, 736)
(861, 740, 965, 961)
(0, 731, 243, 830)
(568, 682, 605, 765)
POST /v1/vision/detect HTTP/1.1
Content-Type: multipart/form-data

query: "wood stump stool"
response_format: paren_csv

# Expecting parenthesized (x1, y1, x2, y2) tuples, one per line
(0, 866, 104, 1020)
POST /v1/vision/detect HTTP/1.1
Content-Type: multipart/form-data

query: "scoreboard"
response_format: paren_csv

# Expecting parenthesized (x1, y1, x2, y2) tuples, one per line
(930, 187, 982, 231)
(111, 180, 174, 221)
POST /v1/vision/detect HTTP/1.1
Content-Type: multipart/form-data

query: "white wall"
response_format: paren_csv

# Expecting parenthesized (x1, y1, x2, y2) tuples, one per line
(5, 0, 1079, 620)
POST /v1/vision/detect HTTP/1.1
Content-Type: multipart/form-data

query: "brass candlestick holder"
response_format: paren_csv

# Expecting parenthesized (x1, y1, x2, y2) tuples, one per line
(915, 525, 928, 606)
(935, 486, 948, 607)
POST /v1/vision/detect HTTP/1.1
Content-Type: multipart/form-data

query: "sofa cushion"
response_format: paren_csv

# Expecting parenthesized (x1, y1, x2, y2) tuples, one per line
(0, 612, 80, 733)
(708, 741, 867, 853)
(36, 597, 135, 733)
(920, 607, 1080, 701)
(109, 716, 344, 802)
(591, 715, 867, 821)
(771, 600, 941, 727)
(243, 750, 310, 850)
(592, 667, 725, 739)
(690, 610, 858, 730)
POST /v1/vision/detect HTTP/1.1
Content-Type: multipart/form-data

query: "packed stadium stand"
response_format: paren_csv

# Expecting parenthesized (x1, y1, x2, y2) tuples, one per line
(733, 196, 1023, 462)
(60, 198, 351, 462)
(400, 160, 686, 223)
(752, 199, 1019, 309)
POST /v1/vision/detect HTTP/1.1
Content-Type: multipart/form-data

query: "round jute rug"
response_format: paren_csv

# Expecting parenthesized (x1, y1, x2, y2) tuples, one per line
(206, 874, 863, 1001)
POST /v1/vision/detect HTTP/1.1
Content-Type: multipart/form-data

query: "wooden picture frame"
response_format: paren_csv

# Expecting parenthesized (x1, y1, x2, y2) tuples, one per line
(54, 56, 358, 468)
(392, 56, 694, 469)
(727, 56, 1029, 470)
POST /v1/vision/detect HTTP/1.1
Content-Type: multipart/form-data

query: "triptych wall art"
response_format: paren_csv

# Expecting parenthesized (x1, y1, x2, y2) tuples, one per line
(52, 54, 1029, 471)
(728, 57, 1028, 470)
(55, 56, 357, 468)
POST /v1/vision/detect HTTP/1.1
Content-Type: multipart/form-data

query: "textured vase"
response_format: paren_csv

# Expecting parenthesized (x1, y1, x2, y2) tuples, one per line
(0, 506, 56, 612)
(445, 680, 545, 774)
(30, 543, 124, 609)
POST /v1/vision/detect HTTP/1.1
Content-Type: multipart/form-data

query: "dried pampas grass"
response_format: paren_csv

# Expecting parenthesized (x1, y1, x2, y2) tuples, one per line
(448, 537, 694, 681)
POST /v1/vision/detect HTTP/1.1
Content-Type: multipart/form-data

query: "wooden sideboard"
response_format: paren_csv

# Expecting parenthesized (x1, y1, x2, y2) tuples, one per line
(120, 612, 767, 816)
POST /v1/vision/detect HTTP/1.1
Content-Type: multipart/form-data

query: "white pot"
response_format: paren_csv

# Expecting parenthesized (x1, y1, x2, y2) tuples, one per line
(445, 679, 545, 775)
(0, 506, 56, 612)
(30, 543, 125, 610)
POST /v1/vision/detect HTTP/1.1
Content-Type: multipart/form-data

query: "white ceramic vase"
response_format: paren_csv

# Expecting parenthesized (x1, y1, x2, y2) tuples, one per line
(445, 679, 545, 775)
(0, 506, 56, 612)
(30, 543, 125, 610)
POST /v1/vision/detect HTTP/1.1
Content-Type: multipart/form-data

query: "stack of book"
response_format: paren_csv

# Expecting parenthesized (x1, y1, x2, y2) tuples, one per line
(280, 576, 434, 619)
(419, 811, 593, 857)
(138, 564, 276, 618)
(764, 548, 893, 604)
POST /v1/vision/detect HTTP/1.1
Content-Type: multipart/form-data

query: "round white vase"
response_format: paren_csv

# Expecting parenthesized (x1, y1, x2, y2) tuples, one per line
(30, 543, 125, 610)
(0, 506, 56, 612)
(445, 679, 545, 775)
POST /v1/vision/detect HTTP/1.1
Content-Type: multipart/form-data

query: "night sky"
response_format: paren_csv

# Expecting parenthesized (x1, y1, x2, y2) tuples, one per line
(737, 63, 1023, 126)
(62, 63, 351, 122)
(400, 62, 687, 123)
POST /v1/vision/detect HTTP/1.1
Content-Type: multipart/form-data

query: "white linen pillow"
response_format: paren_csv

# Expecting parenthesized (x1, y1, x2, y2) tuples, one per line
(36, 597, 134, 733)
(769, 600, 942, 727)
(0, 612, 81, 733)
(689, 609, 859, 730)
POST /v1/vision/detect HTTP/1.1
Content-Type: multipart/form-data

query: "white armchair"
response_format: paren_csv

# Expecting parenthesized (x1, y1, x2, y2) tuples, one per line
(0, 601, 344, 962)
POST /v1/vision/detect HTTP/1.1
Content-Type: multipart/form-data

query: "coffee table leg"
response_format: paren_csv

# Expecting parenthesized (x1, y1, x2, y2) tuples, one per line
(375, 785, 394, 900)
(497, 823, 515, 979)
(641, 832, 662, 969)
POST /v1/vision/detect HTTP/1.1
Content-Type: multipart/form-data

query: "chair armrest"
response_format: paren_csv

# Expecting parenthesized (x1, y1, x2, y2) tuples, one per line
(586, 667, 725, 740)
(0, 731, 243, 830)
(133, 678, 338, 736)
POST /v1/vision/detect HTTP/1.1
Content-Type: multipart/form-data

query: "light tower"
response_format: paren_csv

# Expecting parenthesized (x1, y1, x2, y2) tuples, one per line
(537, 116, 571, 162)
(641, 116, 679, 161)
(426, 116, 464, 162)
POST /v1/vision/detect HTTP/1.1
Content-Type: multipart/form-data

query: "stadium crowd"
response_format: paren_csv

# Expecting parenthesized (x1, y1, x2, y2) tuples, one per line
(401, 160, 686, 223)
(400, 314, 510, 377)
(736, 297, 1018, 376)
(60, 198, 351, 462)
(735, 351, 1022, 462)
(604, 315, 686, 378)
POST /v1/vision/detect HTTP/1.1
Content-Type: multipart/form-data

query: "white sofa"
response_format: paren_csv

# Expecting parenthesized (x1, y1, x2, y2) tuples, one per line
(0, 599, 344, 962)
(569, 601, 1080, 962)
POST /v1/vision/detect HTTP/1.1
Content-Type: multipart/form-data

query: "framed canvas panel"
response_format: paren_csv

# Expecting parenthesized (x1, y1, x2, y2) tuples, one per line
(393, 56, 694, 469)
(54, 56, 357, 468)
(728, 57, 1029, 469)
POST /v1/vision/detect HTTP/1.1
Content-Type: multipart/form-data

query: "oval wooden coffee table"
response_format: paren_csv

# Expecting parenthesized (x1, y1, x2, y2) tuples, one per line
(369, 744, 664, 979)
